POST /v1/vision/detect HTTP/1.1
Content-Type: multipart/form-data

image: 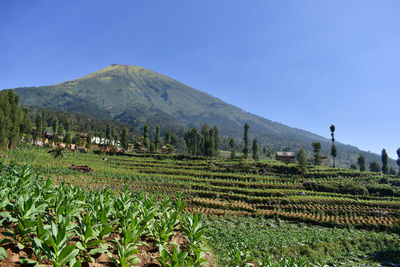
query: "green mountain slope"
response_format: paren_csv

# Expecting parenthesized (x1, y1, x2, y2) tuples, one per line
(11, 64, 391, 167)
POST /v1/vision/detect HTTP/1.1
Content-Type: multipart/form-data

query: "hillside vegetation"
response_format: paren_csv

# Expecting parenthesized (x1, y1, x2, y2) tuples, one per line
(10, 64, 391, 167)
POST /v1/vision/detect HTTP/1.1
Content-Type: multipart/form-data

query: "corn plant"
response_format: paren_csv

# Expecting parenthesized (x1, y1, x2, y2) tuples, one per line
(33, 216, 79, 267)
(158, 245, 189, 267)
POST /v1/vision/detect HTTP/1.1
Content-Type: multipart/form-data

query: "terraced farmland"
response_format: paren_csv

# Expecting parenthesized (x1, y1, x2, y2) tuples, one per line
(6, 146, 400, 231)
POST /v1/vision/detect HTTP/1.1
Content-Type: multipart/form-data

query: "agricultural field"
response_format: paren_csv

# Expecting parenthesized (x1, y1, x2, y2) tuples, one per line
(2, 145, 400, 266)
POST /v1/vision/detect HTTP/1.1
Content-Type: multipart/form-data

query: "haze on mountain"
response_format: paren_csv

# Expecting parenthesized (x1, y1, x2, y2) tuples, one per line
(12, 64, 390, 167)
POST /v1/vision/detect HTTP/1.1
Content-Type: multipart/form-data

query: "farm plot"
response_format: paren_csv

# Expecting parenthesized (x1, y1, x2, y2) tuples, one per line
(5, 146, 400, 231)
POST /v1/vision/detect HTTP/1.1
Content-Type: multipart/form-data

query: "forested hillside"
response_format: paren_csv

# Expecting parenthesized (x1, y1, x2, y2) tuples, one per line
(11, 64, 394, 167)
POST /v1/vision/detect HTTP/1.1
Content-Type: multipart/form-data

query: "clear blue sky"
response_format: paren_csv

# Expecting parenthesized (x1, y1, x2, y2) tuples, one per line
(1, 0, 399, 158)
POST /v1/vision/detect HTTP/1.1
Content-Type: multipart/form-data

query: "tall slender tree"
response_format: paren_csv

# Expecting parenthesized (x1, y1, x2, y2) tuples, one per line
(86, 130, 93, 149)
(243, 123, 249, 159)
(229, 138, 236, 159)
(20, 107, 32, 142)
(155, 126, 162, 151)
(297, 148, 307, 171)
(66, 120, 71, 133)
(0, 90, 23, 150)
(65, 132, 72, 148)
(201, 124, 210, 156)
(312, 142, 322, 165)
(143, 124, 149, 149)
(381, 149, 389, 174)
(52, 118, 58, 135)
(34, 114, 43, 142)
(121, 127, 129, 150)
(252, 138, 259, 161)
(208, 128, 215, 157)
(105, 124, 112, 145)
(330, 124, 337, 168)
(357, 154, 366, 171)
(397, 148, 400, 176)
(213, 126, 220, 156)
(165, 129, 171, 145)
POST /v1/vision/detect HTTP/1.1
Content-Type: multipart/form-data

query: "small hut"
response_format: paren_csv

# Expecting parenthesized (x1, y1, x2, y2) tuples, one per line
(276, 151, 296, 164)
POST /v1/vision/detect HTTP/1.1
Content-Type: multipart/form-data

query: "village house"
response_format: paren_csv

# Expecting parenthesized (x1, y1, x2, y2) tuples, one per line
(276, 151, 296, 164)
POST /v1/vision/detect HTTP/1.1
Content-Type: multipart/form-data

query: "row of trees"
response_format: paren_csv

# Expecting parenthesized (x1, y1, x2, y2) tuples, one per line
(143, 125, 176, 153)
(356, 148, 400, 175)
(184, 125, 220, 156)
(0, 90, 32, 151)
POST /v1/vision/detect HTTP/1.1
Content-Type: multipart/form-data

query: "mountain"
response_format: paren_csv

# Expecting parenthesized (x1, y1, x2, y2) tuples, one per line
(10, 64, 391, 167)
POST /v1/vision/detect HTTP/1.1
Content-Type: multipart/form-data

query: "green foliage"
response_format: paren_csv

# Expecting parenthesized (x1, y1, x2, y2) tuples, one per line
(370, 161, 381, 173)
(229, 138, 236, 159)
(311, 142, 321, 165)
(297, 148, 307, 171)
(0, 90, 24, 150)
(252, 138, 259, 161)
(382, 149, 389, 174)
(358, 154, 366, 171)
(48, 147, 68, 159)
(143, 124, 149, 149)
(0, 160, 208, 266)
(206, 216, 400, 266)
(243, 123, 249, 159)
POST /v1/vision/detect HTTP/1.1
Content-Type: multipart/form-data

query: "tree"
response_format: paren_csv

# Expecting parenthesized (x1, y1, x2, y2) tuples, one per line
(388, 167, 397, 176)
(184, 128, 201, 155)
(65, 132, 72, 148)
(20, 107, 32, 142)
(350, 163, 357, 170)
(229, 138, 236, 159)
(74, 136, 83, 148)
(86, 131, 93, 149)
(150, 140, 155, 153)
(105, 124, 112, 145)
(143, 124, 149, 149)
(52, 118, 58, 135)
(66, 120, 71, 133)
(121, 127, 129, 150)
(208, 128, 215, 157)
(370, 161, 381, 173)
(381, 149, 389, 174)
(252, 138, 259, 161)
(165, 129, 171, 145)
(0, 90, 23, 150)
(330, 125, 337, 168)
(155, 126, 162, 151)
(213, 126, 220, 156)
(58, 124, 64, 136)
(311, 142, 321, 165)
(297, 148, 307, 170)
(397, 148, 400, 176)
(201, 124, 210, 156)
(243, 123, 249, 159)
(357, 154, 366, 171)
(33, 113, 43, 142)
(113, 133, 119, 147)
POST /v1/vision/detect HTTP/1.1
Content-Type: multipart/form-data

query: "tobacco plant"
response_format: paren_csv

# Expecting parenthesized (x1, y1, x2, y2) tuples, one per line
(34, 216, 79, 267)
